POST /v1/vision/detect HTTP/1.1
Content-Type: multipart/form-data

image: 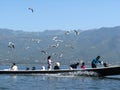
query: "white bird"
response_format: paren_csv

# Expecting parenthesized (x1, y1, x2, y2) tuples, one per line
(73, 30, 80, 35)
(52, 36, 58, 41)
(65, 44, 74, 49)
(65, 31, 70, 35)
(51, 52, 57, 56)
(59, 53, 63, 58)
(8, 42, 15, 48)
(25, 46, 30, 50)
(32, 39, 41, 43)
(52, 36, 63, 43)
(51, 43, 59, 48)
(54, 39, 63, 43)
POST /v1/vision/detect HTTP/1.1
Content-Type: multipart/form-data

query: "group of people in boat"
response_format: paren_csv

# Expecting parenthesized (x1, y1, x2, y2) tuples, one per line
(10, 55, 108, 71)
(47, 55, 87, 70)
(69, 62, 86, 69)
(91, 56, 108, 68)
(69, 56, 109, 69)
(47, 55, 108, 70)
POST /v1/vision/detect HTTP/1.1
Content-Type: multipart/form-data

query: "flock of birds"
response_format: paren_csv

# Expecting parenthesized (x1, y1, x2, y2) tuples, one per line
(41, 30, 80, 57)
(7, 7, 81, 62)
(7, 30, 80, 61)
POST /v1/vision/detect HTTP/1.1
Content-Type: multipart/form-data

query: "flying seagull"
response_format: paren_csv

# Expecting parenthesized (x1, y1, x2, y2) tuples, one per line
(41, 50, 47, 55)
(65, 31, 70, 35)
(73, 30, 80, 35)
(28, 8, 34, 13)
(8, 42, 15, 48)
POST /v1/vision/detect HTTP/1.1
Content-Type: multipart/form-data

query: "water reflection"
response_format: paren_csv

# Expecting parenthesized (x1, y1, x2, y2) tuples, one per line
(102, 76, 120, 81)
(0, 74, 120, 90)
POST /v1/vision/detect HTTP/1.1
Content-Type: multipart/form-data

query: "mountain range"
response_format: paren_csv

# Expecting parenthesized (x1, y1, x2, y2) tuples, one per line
(0, 26, 120, 65)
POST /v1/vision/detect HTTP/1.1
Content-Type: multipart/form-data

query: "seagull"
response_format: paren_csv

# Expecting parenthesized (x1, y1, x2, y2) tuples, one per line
(41, 50, 47, 55)
(32, 39, 41, 43)
(52, 36, 58, 41)
(51, 43, 59, 48)
(51, 52, 57, 56)
(55, 39, 63, 43)
(59, 53, 63, 58)
(28, 8, 34, 13)
(52, 36, 63, 43)
(65, 31, 70, 35)
(8, 42, 15, 48)
(65, 44, 74, 49)
(73, 30, 80, 35)
(25, 46, 30, 50)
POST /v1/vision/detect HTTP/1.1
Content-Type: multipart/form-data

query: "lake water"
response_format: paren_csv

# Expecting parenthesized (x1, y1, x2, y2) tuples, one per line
(0, 65, 120, 90)
(0, 74, 120, 90)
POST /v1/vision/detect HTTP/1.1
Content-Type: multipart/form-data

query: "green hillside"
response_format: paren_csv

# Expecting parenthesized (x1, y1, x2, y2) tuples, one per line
(0, 26, 120, 65)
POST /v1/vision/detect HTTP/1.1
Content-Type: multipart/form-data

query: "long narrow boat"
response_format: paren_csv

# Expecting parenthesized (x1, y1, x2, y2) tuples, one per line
(0, 65, 120, 77)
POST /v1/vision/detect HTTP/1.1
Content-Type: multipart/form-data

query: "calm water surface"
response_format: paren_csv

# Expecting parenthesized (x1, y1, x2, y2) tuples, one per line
(0, 65, 120, 90)
(0, 74, 120, 90)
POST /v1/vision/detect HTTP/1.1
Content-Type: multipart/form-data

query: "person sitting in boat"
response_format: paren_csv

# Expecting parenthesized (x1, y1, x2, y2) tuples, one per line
(70, 62, 79, 69)
(91, 56, 103, 68)
(41, 66, 45, 70)
(47, 56, 53, 70)
(32, 66, 36, 70)
(11, 63, 18, 71)
(54, 62, 60, 70)
(26, 67, 30, 70)
(103, 62, 109, 67)
(81, 62, 86, 69)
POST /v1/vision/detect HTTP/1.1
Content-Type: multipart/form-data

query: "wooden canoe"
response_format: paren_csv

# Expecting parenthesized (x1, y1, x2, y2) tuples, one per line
(0, 65, 120, 77)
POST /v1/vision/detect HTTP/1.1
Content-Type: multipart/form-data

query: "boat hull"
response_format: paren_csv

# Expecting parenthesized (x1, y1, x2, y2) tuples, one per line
(0, 66, 120, 77)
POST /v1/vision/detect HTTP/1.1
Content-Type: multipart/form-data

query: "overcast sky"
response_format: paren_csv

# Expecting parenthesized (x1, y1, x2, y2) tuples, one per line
(0, 0, 120, 32)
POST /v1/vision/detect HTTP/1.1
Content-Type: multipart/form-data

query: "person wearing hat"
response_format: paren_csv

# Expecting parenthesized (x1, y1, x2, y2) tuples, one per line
(54, 62, 60, 70)
(11, 63, 18, 71)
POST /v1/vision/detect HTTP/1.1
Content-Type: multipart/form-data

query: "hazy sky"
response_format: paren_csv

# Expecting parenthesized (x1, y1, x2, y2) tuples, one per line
(0, 0, 120, 32)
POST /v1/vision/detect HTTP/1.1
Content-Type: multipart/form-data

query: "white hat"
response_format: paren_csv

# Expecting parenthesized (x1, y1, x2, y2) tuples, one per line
(55, 62, 60, 66)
